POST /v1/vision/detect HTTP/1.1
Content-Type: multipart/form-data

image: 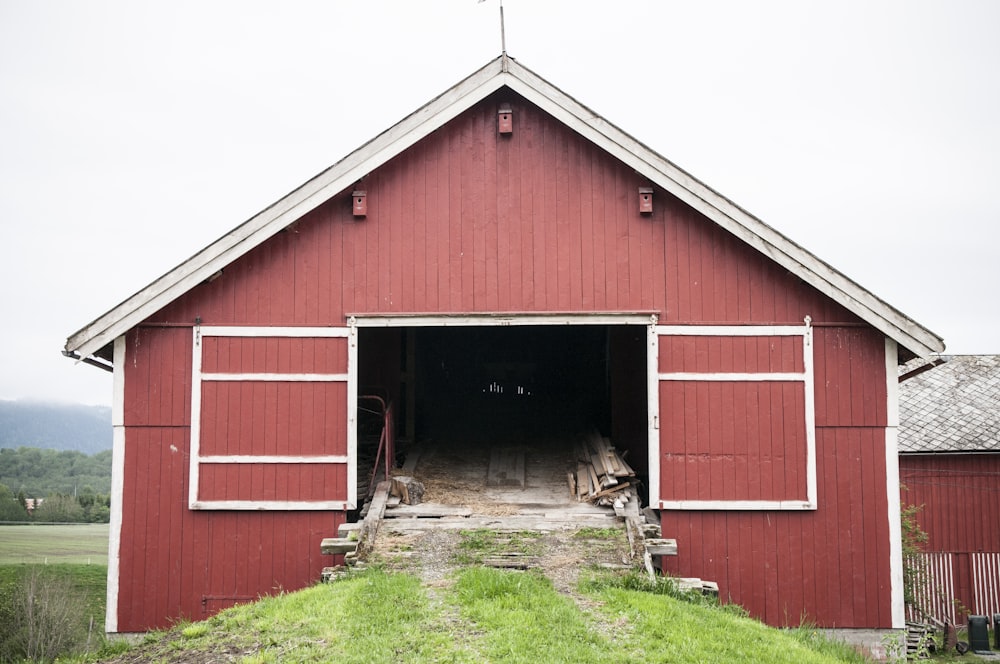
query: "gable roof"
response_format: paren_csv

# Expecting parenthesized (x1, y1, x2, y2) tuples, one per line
(899, 355, 1000, 453)
(65, 54, 944, 361)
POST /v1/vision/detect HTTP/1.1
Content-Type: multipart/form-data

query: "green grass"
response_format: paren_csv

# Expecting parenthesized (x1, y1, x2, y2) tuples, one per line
(454, 567, 615, 663)
(571, 526, 622, 540)
(0, 524, 109, 564)
(91, 566, 872, 663)
(115, 569, 471, 663)
(589, 581, 868, 664)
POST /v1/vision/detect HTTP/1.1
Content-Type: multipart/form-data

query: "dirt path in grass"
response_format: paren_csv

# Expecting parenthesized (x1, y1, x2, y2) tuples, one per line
(369, 523, 635, 596)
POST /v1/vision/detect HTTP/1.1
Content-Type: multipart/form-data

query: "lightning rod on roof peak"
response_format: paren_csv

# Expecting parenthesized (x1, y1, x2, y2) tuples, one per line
(500, 0, 506, 55)
(479, 0, 506, 55)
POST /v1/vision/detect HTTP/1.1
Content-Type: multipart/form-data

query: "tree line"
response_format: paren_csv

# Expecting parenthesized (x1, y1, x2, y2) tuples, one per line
(0, 447, 112, 523)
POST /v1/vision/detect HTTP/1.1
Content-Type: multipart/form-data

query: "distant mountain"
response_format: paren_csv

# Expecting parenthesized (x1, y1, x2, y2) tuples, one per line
(0, 400, 112, 454)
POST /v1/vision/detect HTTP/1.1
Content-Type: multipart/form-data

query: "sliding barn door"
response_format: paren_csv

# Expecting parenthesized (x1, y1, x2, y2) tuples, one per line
(188, 326, 357, 510)
(649, 322, 816, 510)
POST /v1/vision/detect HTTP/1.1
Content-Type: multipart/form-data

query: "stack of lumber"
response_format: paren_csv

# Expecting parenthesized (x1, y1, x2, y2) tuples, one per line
(567, 432, 637, 507)
(905, 621, 938, 659)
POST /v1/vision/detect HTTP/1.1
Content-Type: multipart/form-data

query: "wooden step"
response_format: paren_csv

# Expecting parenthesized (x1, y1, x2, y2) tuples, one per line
(673, 577, 719, 596)
(382, 513, 621, 534)
(644, 538, 678, 556)
(482, 553, 537, 570)
(384, 504, 474, 518)
(321, 538, 359, 555)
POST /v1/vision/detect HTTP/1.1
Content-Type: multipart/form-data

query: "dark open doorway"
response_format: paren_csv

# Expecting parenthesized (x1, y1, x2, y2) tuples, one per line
(357, 322, 649, 505)
(414, 325, 609, 442)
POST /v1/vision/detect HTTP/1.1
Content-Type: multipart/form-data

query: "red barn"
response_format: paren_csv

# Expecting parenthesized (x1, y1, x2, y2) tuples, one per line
(899, 355, 1000, 624)
(65, 55, 944, 634)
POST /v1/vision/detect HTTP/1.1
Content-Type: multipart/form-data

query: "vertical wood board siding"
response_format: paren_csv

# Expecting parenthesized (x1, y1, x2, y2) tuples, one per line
(152, 93, 856, 328)
(662, 327, 891, 626)
(198, 381, 347, 456)
(197, 463, 346, 502)
(662, 427, 892, 627)
(201, 336, 347, 374)
(659, 381, 807, 502)
(117, 423, 341, 631)
(900, 454, 1000, 553)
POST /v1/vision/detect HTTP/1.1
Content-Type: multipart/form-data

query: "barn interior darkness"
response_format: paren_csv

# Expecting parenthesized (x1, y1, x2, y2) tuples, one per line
(358, 325, 649, 474)
(415, 326, 610, 441)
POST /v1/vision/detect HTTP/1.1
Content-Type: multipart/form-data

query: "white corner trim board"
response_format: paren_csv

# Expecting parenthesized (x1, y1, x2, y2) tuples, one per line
(106, 335, 127, 633)
(884, 338, 905, 628)
(649, 321, 817, 511)
(188, 325, 357, 511)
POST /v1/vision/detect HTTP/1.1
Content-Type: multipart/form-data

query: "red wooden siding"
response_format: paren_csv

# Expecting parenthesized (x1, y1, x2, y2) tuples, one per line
(116, 89, 892, 630)
(119, 327, 342, 631)
(900, 454, 1000, 620)
(662, 327, 892, 627)
(197, 463, 345, 502)
(123, 326, 192, 427)
(900, 454, 1000, 553)
(659, 381, 807, 502)
(201, 336, 347, 374)
(153, 92, 853, 328)
(659, 335, 805, 374)
(198, 382, 348, 457)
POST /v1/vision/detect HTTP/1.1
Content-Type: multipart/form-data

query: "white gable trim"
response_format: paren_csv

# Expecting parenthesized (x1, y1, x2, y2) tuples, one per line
(66, 55, 943, 361)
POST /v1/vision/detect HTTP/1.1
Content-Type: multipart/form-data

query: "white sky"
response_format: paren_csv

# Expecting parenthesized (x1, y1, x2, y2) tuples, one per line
(1, 1, 998, 406)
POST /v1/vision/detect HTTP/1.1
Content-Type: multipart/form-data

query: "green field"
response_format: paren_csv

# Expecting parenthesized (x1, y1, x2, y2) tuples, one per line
(0, 523, 109, 564)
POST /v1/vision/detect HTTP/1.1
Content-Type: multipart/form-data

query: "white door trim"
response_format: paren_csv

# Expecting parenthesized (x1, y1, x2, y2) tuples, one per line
(189, 325, 356, 510)
(650, 319, 817, 511)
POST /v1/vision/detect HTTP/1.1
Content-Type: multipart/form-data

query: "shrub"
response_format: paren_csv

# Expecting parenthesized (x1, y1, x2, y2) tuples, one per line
(0, 568, 91, 663)
(31, 494, 85, 523)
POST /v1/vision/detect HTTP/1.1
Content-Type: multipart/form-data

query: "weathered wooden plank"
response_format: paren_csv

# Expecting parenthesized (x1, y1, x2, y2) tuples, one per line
(384, 504, 474, 518)
(673, 578, 720, 595)
(482, 554, 536, 570)
(382, 514, 620, 533)
(645, 538, 678, 556)
(591, 454, 617, 488)
(320, 538, 358, 555)
(487, 447, 525, 487)
(355, 480, 391, 558)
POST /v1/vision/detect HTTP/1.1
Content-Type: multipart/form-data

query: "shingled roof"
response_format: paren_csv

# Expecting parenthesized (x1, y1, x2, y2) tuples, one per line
(899, 355, 1000, 453)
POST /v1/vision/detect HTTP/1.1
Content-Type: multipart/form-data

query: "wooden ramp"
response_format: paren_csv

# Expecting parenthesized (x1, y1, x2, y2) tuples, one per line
(321, 435, 714, 597)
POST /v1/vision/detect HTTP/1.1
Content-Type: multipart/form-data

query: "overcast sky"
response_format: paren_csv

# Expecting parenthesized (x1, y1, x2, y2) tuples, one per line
(1, 1, 997, 406)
